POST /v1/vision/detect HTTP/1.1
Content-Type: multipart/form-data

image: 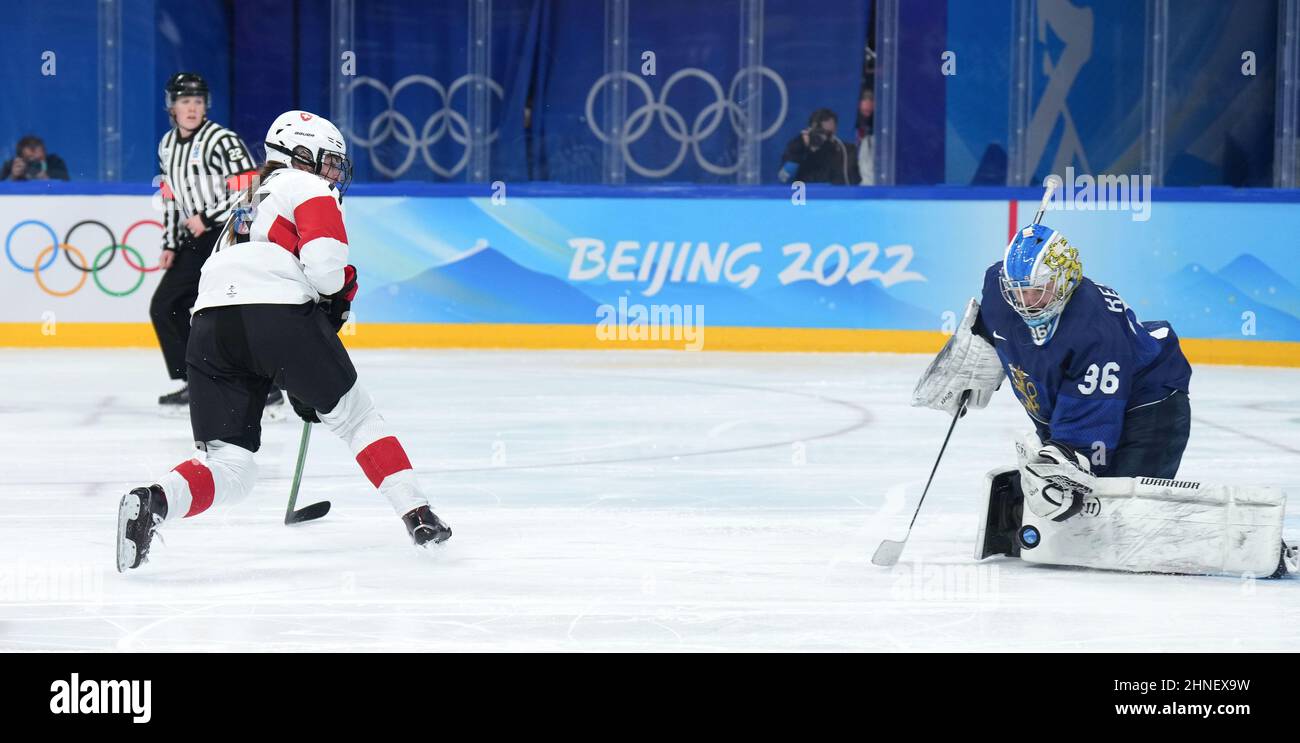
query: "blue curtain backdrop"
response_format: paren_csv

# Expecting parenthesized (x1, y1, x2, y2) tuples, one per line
(0, 0, 1283, 187)
(0, 0, 234, 182)
(1161, 0, 1277, 186)
(536, 0, 871, 183)
(943, 0, 1279, 187)
(0, 1, 105, 180)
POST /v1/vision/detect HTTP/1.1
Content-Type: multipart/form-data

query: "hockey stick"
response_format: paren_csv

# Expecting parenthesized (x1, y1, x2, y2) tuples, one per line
(285, 420, 331, 525)
(1031, 175, 1061, 226)
(872, 182, 1055, 564)
(871, 390, 969, 567)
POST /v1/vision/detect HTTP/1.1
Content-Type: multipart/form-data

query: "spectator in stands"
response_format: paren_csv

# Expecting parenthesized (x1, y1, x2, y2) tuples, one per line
(1, 135, 69, 181)
(856, 88, 874, 185)
(777, 108, 859, 185)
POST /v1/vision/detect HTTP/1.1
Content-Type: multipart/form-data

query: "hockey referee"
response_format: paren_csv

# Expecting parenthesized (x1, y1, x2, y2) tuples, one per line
(151, 72, 282, 414)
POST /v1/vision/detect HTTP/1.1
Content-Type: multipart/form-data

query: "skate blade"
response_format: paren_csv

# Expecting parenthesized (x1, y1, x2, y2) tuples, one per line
(116, 492, 141, 573)
(158, 404, 190, 418)
(412, 526, 452, 549)
(1280, 542, 1299, 577)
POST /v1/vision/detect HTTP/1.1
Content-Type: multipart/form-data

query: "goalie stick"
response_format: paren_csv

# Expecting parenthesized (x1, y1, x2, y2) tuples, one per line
(871, 393, 969, 567)
(285, 420, 331, 525)
(873, 180, 1060, 564)
(1031, 175, 1060, 226)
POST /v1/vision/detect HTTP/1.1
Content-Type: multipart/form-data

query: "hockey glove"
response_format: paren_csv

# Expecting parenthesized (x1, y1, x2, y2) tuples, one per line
(319, 265, 358, 333)
(289, 395, 320, 424)
(1019, 438, 1096, 522)
(912, 298, 1004, 416)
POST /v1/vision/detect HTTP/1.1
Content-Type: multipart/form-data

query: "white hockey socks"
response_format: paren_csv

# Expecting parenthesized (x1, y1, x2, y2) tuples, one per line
(318, 382, 429, 516)
(156, 440, 258, 522)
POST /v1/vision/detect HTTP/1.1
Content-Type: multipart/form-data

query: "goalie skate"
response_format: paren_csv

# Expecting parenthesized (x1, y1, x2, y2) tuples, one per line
(975, 466, 1024, 560)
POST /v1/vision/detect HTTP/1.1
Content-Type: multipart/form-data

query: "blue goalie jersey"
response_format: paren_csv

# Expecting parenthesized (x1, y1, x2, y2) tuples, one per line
(973, 262, 1192, 454)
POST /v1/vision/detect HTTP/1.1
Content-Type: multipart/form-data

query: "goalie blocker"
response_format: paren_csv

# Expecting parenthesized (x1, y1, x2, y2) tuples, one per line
(976, 466, 1295, 578)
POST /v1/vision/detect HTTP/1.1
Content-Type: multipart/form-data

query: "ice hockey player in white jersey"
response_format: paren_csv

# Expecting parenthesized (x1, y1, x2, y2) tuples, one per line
(116, 110, 452, 572)
(913, 222, 1296, 578)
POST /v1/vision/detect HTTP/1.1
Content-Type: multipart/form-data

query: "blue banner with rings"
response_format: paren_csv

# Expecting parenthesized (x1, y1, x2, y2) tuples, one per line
(3, 196, 165, 319)
(6, 187, 1300, 347)
(340, 190, 1300, 342)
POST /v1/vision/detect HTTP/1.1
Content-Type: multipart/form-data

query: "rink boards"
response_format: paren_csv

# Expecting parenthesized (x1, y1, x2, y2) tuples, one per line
(2, 186, 1299, 366)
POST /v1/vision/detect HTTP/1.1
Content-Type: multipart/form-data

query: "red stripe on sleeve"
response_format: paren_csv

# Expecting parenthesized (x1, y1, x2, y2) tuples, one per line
(355, 436, 413, 488)
(268, 215, 300, 256)
(294, 195, 348, 247)
(173, 459, 215, 517)
(160, 181, 175, 201)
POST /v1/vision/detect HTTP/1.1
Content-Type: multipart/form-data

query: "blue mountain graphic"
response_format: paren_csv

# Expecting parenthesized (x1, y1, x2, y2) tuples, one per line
(756, 279, 937, 329)
(1215, 254, 1300, 320)
(360, 246, 602, 323)
(586, 277, 936, 328)
(1136, 263, 1300, 341)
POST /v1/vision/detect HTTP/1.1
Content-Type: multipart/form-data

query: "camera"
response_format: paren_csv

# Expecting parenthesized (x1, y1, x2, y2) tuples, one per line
(805, 107, 838, 149)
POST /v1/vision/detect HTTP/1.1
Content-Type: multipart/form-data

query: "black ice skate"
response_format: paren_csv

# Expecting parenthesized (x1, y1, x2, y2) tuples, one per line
(1270, 541, 1298, 579)
(116, 485, 168, 572)
(977, 468, 1025, 559)
(263, 386, 288, 421)
(402, 505, 452, 547)
(158, 384, 189, 407)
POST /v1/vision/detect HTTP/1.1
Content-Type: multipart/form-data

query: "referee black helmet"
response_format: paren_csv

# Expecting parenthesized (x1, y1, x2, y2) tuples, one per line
(165, 72, 210, 110)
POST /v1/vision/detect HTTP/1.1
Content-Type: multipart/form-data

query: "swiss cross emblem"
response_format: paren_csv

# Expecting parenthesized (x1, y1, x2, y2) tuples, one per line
(300, 112, 313, 121)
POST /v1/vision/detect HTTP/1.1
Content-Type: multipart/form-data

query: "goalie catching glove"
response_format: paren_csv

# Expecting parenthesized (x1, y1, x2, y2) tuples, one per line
(1016, 433, 1097, 521)
(912, 298, 1004, 416)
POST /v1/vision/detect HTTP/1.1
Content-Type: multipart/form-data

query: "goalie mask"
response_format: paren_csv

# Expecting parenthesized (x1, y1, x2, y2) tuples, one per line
(1000, 224, 1082, 331)
(264, 110, 353, 195)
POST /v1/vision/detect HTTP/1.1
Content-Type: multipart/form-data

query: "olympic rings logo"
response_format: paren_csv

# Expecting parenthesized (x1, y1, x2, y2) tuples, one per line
(345, 74, 505, 179)
(4, 219, 164, 297)
(585, 66, 790, 178)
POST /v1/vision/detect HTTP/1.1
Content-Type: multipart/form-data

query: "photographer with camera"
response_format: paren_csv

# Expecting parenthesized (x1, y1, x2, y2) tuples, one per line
(1, 135, 69, 181)
(777, 108, 858, 185)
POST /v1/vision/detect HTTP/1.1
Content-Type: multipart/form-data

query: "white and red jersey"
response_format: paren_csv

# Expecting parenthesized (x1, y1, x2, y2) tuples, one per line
(194, 168, 351, 313)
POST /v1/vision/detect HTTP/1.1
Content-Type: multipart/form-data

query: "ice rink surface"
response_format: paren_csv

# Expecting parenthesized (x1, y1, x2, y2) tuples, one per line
(1, 348, 1297, 652)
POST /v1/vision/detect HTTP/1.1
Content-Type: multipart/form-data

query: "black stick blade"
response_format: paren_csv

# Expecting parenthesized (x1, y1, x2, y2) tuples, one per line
(285, 500, 331, 525)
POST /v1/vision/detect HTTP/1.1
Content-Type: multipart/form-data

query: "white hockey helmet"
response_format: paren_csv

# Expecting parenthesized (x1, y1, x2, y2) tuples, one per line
(264, 110, 353, 193)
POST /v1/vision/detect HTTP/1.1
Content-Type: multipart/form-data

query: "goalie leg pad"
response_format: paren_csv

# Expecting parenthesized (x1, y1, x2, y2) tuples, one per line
(1018, 476, 1286, 577)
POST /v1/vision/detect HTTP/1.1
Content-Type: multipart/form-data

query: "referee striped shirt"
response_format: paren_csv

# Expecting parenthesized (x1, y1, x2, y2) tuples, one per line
(157, 119, 256, 250)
